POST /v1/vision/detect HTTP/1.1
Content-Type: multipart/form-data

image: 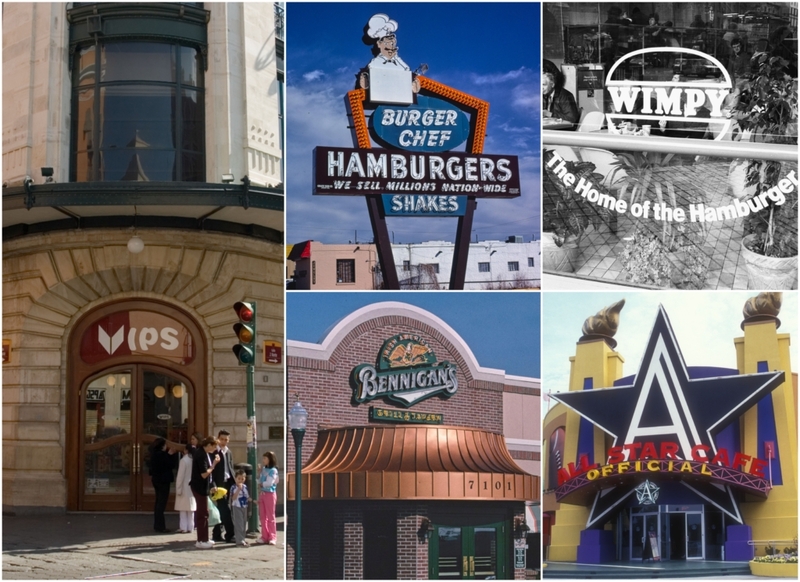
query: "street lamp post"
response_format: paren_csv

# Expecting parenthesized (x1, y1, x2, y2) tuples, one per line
(288, 401, 308, 580)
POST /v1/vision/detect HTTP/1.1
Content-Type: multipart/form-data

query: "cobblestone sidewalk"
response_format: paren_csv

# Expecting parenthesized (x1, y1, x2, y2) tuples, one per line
(2, 513, 284, 580)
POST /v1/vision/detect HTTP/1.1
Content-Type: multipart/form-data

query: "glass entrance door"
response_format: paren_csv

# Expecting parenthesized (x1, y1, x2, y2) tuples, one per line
(79, 365, 191, 511)
(686, 512, 705, 559)
(630, 513, 659, 560)
(431, 522, 507, 579)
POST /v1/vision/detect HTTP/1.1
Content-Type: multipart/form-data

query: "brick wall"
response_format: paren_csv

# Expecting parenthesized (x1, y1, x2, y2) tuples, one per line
(397, 504, 430, 579)
(288, 313, 506, 469)
(341, 510, 364, 579)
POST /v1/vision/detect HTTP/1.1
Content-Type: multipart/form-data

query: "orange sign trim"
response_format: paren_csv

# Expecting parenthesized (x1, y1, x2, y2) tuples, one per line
(346, 76, 490, 154)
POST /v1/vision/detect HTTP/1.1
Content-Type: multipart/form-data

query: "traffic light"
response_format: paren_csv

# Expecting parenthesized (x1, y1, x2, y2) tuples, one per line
(233, 301, 257, 365)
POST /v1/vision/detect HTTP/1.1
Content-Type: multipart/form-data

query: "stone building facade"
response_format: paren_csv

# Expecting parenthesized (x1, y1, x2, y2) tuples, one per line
(286, 302, 540, 579)
(3, 2, 285, 513)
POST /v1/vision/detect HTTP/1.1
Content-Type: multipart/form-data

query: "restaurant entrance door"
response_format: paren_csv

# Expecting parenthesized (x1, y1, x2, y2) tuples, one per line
(430, 521, 508, 580)
(77, 365, 193, 511)
(66, 299, 207, 511)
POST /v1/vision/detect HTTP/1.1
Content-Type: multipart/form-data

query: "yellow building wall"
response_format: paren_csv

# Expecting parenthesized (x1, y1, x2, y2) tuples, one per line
(735, 322, 797, 555)
(548, 339, 624, 562)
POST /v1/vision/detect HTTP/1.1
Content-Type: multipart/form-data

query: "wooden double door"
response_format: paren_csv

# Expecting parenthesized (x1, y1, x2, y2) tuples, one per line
(67, 300, 207, 512)
(78, 364, 194, 511)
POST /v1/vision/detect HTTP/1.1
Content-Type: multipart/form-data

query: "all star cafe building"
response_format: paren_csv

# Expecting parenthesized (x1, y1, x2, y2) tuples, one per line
(286, 302, 540, 580)
(542, 302, 797, 565)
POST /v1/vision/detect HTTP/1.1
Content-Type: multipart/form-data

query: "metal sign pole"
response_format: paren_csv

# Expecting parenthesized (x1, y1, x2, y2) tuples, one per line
(449, 197, 477, 290)
(246, 361, 259, 533)
(365, 194, 400, 289)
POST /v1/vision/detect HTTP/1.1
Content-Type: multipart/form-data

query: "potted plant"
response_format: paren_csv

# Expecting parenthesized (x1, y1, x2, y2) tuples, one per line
(611, 153, 709, 289)
(542, 151, 614, 272)
(749, 539, 798, 578)
(732, 49, 798, 289)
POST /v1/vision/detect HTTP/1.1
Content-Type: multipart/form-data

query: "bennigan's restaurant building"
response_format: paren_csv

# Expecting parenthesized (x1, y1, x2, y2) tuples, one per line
(286, 301, 540, 579)
(542, 293, 797, 569)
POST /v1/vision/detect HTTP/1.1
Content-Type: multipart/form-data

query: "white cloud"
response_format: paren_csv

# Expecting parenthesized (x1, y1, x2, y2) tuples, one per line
(512, 83, 539, 111)
(471, 67, 529, 85)
(302, 70, 325, 82)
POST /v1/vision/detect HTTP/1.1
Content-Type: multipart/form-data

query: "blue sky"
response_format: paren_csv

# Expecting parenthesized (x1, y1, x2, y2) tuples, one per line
(287, 292, 542, 377)
(286, 2, 541, 245)
(542, 291, 798, 411)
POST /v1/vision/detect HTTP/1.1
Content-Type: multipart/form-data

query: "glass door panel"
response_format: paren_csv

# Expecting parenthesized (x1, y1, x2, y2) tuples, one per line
(437, 527, 463, 578)
(631, 515, 644, 559)
(84, 371, 132, 443)
(142, 370, 190, 443)
(686, 512, 704, 559)
(82, 371, 133, 510)
(473, 527, 498, 579)
(645, 514, 659, 560)
(631, 513, 659, 560)
(431, 522, 507, 579)
(84, 441, 132, 495)
(80, 366, 192, 511)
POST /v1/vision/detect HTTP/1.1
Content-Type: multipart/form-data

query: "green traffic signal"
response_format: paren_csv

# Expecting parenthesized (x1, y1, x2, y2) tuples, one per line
(233, 344, 256, 364)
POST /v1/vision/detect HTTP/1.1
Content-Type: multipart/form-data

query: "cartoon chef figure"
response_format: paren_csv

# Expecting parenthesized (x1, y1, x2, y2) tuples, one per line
(358, 13, 421, 94)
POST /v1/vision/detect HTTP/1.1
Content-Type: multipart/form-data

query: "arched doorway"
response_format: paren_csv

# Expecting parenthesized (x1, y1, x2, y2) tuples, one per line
(67, 300, 207, 511)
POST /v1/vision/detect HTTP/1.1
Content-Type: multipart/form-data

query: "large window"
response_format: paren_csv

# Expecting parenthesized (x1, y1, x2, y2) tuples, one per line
(71, 41, 205, 182)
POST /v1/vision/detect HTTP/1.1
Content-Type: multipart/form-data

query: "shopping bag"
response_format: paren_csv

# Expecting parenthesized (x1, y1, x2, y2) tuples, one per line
(208, 497, 221, 526)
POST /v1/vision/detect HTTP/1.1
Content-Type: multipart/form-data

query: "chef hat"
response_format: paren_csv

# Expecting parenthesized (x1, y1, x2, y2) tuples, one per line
(367, 14, 398, 40)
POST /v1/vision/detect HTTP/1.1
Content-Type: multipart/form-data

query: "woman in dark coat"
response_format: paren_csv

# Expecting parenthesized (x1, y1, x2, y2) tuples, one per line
(149, 437, 178, 533)
(190, 436, 221, 548)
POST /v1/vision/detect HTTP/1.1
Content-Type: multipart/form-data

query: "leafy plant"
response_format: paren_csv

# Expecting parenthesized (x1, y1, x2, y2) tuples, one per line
(542, 151, 614, 247)
(609, 150, 704, 249)
(733, 51, 798, 258)
(670, 243, 708, 290)
(753, 555, 798, 564)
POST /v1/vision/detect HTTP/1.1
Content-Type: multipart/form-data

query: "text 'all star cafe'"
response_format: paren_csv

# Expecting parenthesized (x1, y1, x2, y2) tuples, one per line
(542, 294, 797, 569)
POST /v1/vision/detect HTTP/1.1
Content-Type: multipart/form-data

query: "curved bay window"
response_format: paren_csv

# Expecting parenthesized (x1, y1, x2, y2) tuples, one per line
(71, 41, 205, 182)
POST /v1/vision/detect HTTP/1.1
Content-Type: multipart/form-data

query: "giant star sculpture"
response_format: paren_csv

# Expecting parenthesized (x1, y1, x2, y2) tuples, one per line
(551, 305, 784, 527)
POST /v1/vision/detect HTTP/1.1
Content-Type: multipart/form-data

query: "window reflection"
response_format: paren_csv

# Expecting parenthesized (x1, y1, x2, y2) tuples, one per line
(72, 41, 204, 182)
(143, 370, 190, 444)
(85, 372, 132, 443)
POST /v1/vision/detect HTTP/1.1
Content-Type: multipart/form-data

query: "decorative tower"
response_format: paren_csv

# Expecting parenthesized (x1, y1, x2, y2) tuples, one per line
(735, 293, 798, 555)
(547, 300, 626, 562)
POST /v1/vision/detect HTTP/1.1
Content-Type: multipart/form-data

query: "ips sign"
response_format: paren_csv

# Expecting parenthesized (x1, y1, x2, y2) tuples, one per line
(80, 311, 195, 365)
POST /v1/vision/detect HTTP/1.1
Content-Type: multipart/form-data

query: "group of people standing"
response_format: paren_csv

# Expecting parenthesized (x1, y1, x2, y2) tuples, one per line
(147, 431, 280, 550)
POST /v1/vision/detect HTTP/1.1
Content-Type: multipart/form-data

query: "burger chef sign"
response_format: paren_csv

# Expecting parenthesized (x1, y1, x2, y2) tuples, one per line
(313, 13, 521, 218)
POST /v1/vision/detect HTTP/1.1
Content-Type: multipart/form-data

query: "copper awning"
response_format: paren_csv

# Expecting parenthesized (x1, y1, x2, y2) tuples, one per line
(287, 425, 537, 501)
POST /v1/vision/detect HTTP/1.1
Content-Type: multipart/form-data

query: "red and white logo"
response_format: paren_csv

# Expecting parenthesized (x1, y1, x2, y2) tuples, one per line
(81, 311, 195, 365)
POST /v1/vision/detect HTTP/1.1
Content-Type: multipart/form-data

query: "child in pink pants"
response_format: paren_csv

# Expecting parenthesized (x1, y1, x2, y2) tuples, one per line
(256, 451, 279, 545)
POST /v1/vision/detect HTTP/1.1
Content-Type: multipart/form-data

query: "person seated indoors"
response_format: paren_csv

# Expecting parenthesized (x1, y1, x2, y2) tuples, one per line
(542, 72, 579, 127)
(726, 37, 751, 83)
(644, 13, 664, 47)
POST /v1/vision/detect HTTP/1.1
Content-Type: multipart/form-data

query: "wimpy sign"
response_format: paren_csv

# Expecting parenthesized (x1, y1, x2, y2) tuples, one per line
(605, 48, 734, 140)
